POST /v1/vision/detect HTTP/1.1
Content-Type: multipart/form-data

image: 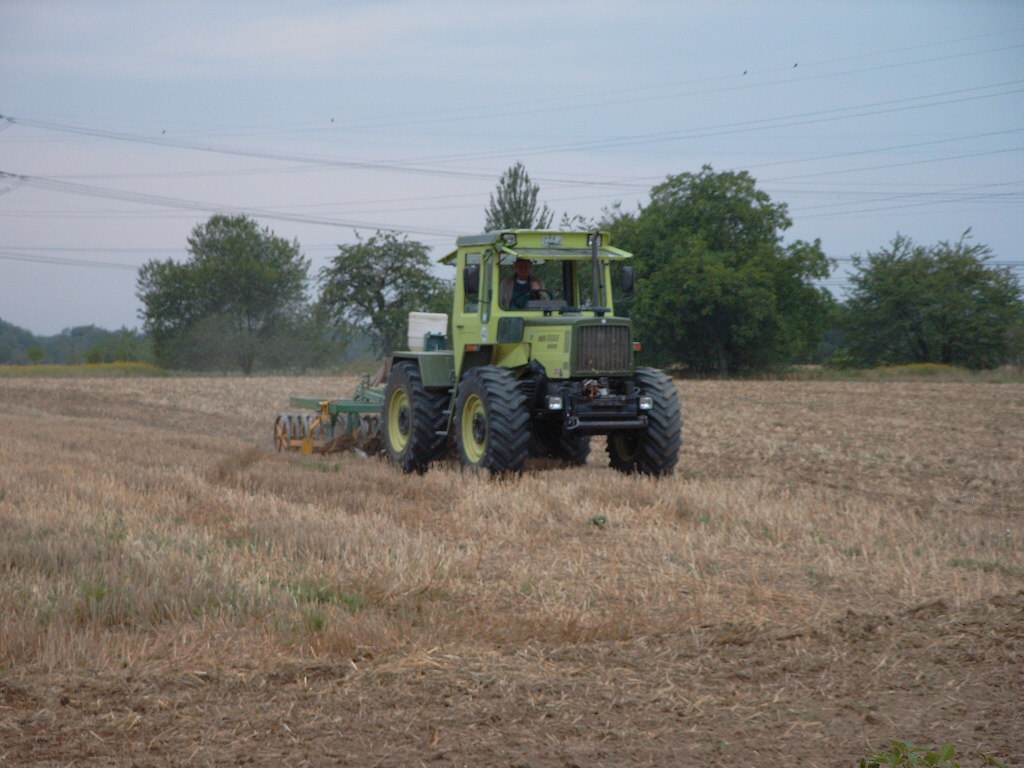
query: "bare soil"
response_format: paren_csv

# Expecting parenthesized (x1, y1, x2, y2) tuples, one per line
(0, 377, 1021, 767)
(5, 594, 1022, 767)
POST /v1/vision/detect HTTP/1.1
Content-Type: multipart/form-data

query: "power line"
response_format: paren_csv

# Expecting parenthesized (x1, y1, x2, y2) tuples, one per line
(386, 81, 1024, 167)
(740, 129, 1024, 175)
(788, 162, 1024, 220)
(782, 179, 1024, 215)
(2, 114, 640, 190)
(0, 170, 464, 238)
(0, 249, 139, 271)
(85, 36, 1024, 140)
(1, 245, 180, 254)
(764, 146, 1024, 192)
(12, 26, 1018, 143)
(6, 79, 1021, 188)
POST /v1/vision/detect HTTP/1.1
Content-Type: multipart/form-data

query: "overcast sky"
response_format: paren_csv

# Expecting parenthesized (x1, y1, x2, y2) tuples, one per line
(1, 1, 1022, 336)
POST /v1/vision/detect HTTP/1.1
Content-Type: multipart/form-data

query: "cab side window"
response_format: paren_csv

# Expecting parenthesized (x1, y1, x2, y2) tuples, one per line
(463, 252, 481, 313)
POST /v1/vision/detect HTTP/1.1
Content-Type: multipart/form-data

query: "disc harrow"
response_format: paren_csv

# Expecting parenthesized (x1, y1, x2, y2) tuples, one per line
(273, 374, 385, 455)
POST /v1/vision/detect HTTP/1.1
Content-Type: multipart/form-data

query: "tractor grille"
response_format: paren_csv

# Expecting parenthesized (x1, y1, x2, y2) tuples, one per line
(576, 324, 631, 373)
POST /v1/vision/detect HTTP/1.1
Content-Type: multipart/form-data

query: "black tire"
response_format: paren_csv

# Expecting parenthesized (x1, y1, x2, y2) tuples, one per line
(557, 432, 591, 465)
(383, 361, 449, 474)
(455, 366, 530, 474)
(607, 432, 639, 473)
(529, 418, 591, 466)
(607, 367, 682, 476)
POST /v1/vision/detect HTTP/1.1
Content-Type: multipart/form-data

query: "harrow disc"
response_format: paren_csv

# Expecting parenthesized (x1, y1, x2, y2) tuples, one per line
(274, 412, 328, 452)
(273, 413, 289, 451)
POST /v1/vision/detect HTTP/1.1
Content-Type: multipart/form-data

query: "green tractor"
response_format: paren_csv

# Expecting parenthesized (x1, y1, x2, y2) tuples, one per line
(383, 229, 682, 475)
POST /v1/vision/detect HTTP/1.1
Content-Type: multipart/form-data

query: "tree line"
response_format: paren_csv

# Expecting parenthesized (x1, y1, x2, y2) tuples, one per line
(130, 162, 1022, 375)
(0, 321, 152, 366)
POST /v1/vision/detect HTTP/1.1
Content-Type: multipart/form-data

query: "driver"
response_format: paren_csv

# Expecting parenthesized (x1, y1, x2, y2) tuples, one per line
(499, 257, 546, 310)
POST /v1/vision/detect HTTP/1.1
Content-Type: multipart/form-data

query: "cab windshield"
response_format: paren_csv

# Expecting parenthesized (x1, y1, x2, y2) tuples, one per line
(497, 255, 604, 311)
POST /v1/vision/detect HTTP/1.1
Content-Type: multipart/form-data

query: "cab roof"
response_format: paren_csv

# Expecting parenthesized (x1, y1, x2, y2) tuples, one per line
(439, 229, 632, 264)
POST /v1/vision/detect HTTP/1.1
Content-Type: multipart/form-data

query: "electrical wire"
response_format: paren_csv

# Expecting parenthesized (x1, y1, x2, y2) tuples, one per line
(5, 79, 1021, 188)
(0, 170, 464, 238)
(0, 249, 139, 271)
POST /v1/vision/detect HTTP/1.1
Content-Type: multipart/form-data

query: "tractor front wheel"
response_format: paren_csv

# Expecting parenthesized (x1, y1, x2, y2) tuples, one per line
(383, 362, 448, 473)
(455, 366, 530, 474)
(607, 367, 682, 476)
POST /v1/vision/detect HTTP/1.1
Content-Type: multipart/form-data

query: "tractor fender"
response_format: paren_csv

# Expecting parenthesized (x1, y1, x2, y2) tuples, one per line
(390, 351, 456, 389)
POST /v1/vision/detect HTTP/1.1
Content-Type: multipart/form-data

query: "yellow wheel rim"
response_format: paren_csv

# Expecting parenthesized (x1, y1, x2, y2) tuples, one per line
(387, 387, 411, 453)
(461, 393, 487, 464)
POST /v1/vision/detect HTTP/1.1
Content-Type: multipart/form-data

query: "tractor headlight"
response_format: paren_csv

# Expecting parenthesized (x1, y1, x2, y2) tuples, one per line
(638, 396, 654, 410)
(546, 396, 564, 411)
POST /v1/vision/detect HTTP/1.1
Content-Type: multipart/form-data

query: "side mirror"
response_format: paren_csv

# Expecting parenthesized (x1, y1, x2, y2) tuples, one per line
(620, 265, 635, 296)
(463, 264, 480, 296)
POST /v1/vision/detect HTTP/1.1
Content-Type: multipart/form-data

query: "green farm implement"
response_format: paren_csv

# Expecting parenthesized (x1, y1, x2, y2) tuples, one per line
(273, 374, 385, 455)
(276, 229, 682, 474)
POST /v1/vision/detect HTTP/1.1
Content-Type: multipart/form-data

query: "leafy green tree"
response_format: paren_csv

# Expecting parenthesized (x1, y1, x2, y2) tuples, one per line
(137, 214, 310, 373)
(84, 327, 152, 364)
(841, 232, 1023, 369)
(484, 161, 553, 231)
(318, 230, 451, 357)
(109, 327, 151, 363)
(0, 319, 153, 365)
(0, 318, 37, 364)
(26, 346, 44, 365)
(1007, 315, 1024, 372)
(606, 166, 834, 375)
(259, 311, 346, 373)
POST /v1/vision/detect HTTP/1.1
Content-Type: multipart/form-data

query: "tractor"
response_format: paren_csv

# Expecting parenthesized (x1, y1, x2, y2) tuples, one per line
(276, 229, 682, 475)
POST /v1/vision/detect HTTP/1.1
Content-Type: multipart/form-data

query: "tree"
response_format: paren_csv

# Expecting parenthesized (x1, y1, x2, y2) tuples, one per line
(137, 214, 310, 373)
(258, 311, 345, 373)
(318, 230, 452, 357)
(484, 161, 553, 231)
(0, 318, 38, 364)
(0, 319, 153, 365)
(606, 166, 834, 375)
(84, 327, 151, 364)
(841, 232, 1023, 369)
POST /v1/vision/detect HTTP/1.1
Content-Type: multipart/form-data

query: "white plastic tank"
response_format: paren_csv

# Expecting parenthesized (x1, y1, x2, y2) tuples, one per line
(407, 312, 448, 351)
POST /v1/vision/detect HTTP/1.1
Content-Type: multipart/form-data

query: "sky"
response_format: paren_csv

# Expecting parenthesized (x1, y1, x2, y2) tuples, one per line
(1, 0, 1022, 336)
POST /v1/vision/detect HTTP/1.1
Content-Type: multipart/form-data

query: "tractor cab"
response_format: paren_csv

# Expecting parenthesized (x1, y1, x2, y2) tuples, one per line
(440, 230, 636, 379)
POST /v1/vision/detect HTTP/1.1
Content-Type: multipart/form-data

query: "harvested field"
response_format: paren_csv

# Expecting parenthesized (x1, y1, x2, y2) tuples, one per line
(1, 375, 1022, 767)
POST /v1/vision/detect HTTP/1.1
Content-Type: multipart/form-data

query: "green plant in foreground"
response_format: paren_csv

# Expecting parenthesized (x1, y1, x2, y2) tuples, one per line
(859, 740, 1008, 768)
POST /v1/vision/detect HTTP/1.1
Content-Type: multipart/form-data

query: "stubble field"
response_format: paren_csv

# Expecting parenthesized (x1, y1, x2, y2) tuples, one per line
(0, 374, 1022, 767)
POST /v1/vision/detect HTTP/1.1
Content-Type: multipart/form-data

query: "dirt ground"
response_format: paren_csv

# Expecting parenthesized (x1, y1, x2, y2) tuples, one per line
(3, 594, 1023, 767)
(1, 376, 1021, 767)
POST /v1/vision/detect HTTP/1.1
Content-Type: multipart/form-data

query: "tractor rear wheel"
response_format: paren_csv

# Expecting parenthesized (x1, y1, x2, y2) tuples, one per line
(607, 367, 681, 476)
(455, 366, 530, 474)
(383, 362, 449, 473)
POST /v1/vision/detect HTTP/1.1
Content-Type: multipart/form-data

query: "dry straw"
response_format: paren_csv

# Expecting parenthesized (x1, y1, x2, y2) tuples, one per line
(2, 375, 1020, 675)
